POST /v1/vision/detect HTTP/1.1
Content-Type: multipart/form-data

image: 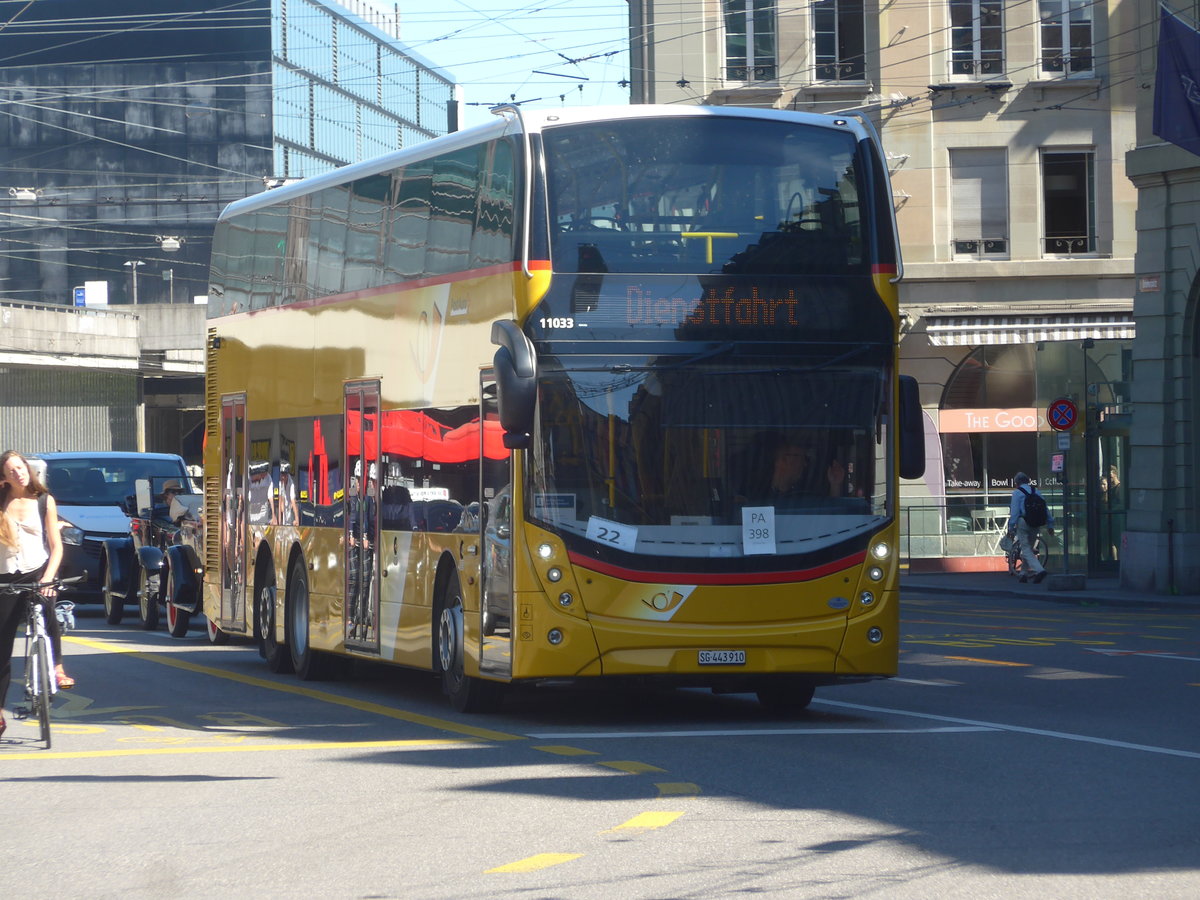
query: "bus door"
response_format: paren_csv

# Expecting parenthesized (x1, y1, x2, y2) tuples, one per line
(345, 381, 381, 650)
(479, 376, 513, 679)
(219, 394, 247, 631)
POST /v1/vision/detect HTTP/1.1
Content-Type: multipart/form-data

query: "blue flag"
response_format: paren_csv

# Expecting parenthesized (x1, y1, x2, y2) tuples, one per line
(1155, 8, 1200, 156)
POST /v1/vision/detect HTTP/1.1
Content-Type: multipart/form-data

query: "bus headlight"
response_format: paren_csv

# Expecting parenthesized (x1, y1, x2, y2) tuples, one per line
(546, 567, 562, 583)
(558, 592, 574, 607)
(871, 541, 890, 560)
(537, 543, 554, 560)
(868, 566, 884, 581)
(547, 628, 564, 645)
(867, 627, 884, 643)
(859, 590, 875, 606)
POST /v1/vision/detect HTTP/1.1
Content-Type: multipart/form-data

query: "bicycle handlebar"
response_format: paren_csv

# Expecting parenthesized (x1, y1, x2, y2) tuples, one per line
(0, 571, 88, 595)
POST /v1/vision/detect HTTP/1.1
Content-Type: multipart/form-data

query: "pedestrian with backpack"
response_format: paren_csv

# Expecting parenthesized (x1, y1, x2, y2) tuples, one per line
(1006, 472, 1056, 583)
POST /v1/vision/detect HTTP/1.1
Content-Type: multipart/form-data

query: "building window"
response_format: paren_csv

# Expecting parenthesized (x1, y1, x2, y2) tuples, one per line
(724, 0, 777, 82)
(1042, 150, 1095, 255)
(950, 148, 1008, 258)
(813, 0, 864, 82)
(1039, 0, 1093, 76)
(949, 0, 1004, 77)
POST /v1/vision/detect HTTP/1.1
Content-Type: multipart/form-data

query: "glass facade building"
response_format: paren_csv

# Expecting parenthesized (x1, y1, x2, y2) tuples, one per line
(0, 0, 455, 308)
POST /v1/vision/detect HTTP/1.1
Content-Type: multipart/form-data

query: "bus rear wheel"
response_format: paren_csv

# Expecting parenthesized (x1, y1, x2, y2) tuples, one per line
(436, 569, 501, 713)
(258, 582, 292, 673)
(287, 561, 331, 681)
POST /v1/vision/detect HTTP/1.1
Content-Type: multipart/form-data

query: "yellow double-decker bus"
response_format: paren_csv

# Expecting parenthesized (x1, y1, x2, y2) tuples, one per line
(202, 105, 924, 712)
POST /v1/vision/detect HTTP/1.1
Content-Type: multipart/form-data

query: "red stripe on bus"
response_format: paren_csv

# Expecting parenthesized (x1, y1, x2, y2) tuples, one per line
(566, 550, 868, 585)
(871, 264, 896, 275)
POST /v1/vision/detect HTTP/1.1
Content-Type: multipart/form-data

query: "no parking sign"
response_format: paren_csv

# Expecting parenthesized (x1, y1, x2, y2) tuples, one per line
(1047, 397, 1078, 432)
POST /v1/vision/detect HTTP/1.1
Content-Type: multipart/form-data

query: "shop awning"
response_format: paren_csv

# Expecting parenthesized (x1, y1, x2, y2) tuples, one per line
(925, 312, 1135, 346)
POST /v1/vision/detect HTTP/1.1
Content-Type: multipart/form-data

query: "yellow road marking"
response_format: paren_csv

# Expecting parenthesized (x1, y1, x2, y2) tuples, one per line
(943, 655, 1031, 667)
(0, 738, 474, 762)
(533, 744, 599, 756)
(64, 634, 523, 742)
(656, 782, 700, 796)
(599, 760, 666, 774)
(603, 811, 684, 832)
(486, 853, 582, 874)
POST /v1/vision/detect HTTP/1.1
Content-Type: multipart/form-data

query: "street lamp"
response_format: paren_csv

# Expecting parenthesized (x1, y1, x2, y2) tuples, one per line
(123, 259, 145, 304)
(157, 235, 182, 252)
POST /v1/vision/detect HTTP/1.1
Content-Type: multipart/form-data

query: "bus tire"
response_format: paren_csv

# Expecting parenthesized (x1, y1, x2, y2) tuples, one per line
(756, 680, 815, 715)
(139, 565, 160, 630)
(165, 574, 191, 638)
(287, 561, 331, 681)
(257, 581, 292, 673)
(436, 569, 502, 713)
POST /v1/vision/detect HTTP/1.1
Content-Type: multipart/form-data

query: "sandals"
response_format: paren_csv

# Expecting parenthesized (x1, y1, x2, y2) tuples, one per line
(55, 668, 75, 690)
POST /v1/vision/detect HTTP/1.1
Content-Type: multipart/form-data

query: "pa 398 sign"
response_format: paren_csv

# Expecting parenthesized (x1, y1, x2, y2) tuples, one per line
(1047, 397, 1079, 432)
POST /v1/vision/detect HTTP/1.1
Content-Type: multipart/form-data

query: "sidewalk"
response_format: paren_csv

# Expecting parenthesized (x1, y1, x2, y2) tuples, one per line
(900, 568, 1200, 610)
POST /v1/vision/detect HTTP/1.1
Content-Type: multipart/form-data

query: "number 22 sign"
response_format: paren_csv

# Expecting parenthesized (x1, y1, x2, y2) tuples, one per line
(586, 516, 638, 552)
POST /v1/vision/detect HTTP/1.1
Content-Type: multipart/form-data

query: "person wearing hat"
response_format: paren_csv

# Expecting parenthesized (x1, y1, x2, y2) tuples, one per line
(161, 479, 193, 524)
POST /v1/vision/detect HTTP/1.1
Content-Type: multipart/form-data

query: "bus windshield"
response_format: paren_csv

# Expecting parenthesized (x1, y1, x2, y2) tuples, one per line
(543, 115, 866, 275)
(528, 348, 891, 565)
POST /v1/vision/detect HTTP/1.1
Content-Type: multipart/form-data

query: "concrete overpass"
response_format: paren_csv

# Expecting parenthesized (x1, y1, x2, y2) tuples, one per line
(0, 299, 205, 463)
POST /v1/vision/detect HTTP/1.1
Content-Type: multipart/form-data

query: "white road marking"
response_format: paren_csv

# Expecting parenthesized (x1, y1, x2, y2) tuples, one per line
(526, 726, 995, 739)
(813, 698, 1200, 760)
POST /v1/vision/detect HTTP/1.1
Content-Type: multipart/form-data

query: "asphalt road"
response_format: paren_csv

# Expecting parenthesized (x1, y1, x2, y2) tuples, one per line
(2, 591, 1198, 899)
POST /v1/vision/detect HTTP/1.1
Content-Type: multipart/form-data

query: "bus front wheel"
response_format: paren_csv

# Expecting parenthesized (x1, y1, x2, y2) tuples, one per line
(756, 680, 816, 715)
(436, 570, 501, 713)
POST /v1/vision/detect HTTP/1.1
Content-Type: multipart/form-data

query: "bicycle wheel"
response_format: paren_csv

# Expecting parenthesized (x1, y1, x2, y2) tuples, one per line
(31, 637, 52, 748)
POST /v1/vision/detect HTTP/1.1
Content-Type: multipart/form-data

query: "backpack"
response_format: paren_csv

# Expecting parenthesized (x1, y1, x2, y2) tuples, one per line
(1019, 485, 1048, 528)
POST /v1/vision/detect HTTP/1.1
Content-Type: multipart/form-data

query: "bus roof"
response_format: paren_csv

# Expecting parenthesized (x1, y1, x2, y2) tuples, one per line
(217, 104, 875, 222)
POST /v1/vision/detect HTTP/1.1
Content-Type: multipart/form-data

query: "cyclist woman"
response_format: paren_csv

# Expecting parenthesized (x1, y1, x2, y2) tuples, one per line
(0, 450, 73, 738)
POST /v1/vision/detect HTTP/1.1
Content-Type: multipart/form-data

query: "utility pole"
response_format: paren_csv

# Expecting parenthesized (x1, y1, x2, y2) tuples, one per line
(124, 259, 145, 304)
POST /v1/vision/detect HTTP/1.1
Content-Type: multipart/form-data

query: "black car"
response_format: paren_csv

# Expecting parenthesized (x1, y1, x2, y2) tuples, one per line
(30, 452, 194, 603)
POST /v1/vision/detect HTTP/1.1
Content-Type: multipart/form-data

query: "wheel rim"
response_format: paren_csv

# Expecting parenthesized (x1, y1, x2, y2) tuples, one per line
(258, 585, 274, 642)
(166, 598, 178, 632)
(438, 597, 464, 690)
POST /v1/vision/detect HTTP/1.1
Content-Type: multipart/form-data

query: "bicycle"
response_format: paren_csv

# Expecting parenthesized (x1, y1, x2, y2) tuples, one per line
(1, 573, 83, 749)
(1005, 532, 1047, 579)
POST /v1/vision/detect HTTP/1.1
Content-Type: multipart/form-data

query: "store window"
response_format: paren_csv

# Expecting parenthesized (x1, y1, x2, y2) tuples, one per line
(940, 344, 1038, 530)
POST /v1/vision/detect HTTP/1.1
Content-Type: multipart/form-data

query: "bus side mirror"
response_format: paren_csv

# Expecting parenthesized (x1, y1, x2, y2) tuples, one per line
(898, 374, 925, 480)
(491, 320, 537, 449)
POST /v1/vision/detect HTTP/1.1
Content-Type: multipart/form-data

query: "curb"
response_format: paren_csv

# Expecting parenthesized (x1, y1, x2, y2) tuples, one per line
(900, 579, 1200, 611)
